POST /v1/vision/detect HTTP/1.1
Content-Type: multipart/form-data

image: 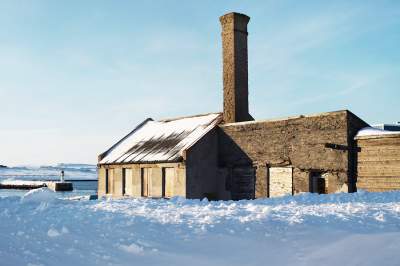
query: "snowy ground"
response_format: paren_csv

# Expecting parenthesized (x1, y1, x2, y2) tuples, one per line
(1, 189, 400, 266)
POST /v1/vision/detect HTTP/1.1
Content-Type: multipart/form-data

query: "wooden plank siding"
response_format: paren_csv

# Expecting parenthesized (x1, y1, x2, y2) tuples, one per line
(356, 134, 400, 192)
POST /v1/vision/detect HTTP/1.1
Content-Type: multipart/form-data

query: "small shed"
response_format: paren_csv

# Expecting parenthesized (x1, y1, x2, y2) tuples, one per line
(97, 113, 222, 199)
(355, 128, 400, 192)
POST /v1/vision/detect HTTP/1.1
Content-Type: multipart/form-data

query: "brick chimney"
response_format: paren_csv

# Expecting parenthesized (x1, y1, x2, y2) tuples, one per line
(220, 12, 253, 123)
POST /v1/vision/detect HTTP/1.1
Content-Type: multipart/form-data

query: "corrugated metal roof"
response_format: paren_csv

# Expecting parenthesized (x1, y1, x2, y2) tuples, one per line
(99, 113, 222, 165)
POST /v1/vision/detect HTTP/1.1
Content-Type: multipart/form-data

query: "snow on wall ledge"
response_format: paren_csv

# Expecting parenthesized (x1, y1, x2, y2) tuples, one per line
(1, 190, 400, 266)
(355, 126, 400, 138)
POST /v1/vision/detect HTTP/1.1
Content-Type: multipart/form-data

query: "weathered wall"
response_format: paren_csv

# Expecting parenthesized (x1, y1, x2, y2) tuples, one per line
(97, 162, 186, 198)
(98, 167, 106, 196)
(98, 110, 370, 199)
(185, 129, 222, 199)
(356, 135, 400, 191)
(218, 110, 355, 198)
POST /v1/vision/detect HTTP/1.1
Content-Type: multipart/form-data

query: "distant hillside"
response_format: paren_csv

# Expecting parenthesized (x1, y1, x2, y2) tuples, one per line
(0, 165, 7, 168)
(0, 163, 97, 180)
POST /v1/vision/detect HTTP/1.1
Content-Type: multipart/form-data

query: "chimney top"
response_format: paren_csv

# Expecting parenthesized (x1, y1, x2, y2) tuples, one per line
(219, 12, 250, 22)
(219, 13, 250, 33)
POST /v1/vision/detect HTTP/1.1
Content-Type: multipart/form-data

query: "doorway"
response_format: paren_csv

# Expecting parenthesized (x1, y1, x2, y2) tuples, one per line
(309, 172, 327, 194)
(163, 168, 175, 198)
(268, 167, 293, 197)
(122, 168, 132, 196)
(230, 166, 255, 200)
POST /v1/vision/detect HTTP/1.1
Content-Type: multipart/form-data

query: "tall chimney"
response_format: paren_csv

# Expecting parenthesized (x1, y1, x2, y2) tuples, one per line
(220, 12, 253, 123)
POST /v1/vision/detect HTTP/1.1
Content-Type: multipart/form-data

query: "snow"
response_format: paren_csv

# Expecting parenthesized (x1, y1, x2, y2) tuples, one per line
(1, 191, 400, 266)
(0, 163, 97, 181)
(21, 188, 57, 203)
(99, 113, 222, 164)
(0, 180, 47, 186)
(119, 243, 144, 255)
(47, 228, 61, 238)
(356, 127, 400, 138)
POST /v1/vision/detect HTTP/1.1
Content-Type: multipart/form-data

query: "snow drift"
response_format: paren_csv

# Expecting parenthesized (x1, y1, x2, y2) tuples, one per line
(21, 188, 58, 203)
(1, 191, 400, 266)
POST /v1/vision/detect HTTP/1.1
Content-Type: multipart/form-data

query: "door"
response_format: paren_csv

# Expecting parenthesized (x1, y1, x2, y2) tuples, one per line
(141, 168, 163, 197)
(231, 166, 255, 200)
(149, 169, 162, 198)
(141, 168, 150, 197)
(123, 168, 133, 196)
(107, 169, 114, 194)
(164, 168, 175, 198)
(105, 169, 109, 194)
(310, 172, 327, 194)
(269, 167, 293, 197)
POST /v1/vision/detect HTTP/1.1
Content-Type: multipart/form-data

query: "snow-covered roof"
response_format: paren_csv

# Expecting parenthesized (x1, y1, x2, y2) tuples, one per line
(355, 127, 400, 139)
(99, 113, 222, 164)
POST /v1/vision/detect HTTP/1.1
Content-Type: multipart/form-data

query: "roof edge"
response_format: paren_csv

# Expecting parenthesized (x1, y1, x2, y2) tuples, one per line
(98, 157, 184, 166)
(345, 110, 370, 127)
(180, 114, 223, 158)
(158, 112, 222, 122)
(98, 118, 153, 162)
(221, 109, 349, 127)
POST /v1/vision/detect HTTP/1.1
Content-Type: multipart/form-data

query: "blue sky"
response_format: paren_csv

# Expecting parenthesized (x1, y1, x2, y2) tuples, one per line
(0, 1, 399, 166)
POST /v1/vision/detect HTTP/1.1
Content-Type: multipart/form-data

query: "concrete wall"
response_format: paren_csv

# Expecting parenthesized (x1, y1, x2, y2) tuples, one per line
(218, 110, 365, 198)
(97, 162, 186, 198)
(356, 134, 400, 191)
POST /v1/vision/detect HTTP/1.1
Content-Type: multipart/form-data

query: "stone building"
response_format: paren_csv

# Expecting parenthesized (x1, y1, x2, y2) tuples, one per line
(97, 113, 222, 199)
(97, 12, 378, 200)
